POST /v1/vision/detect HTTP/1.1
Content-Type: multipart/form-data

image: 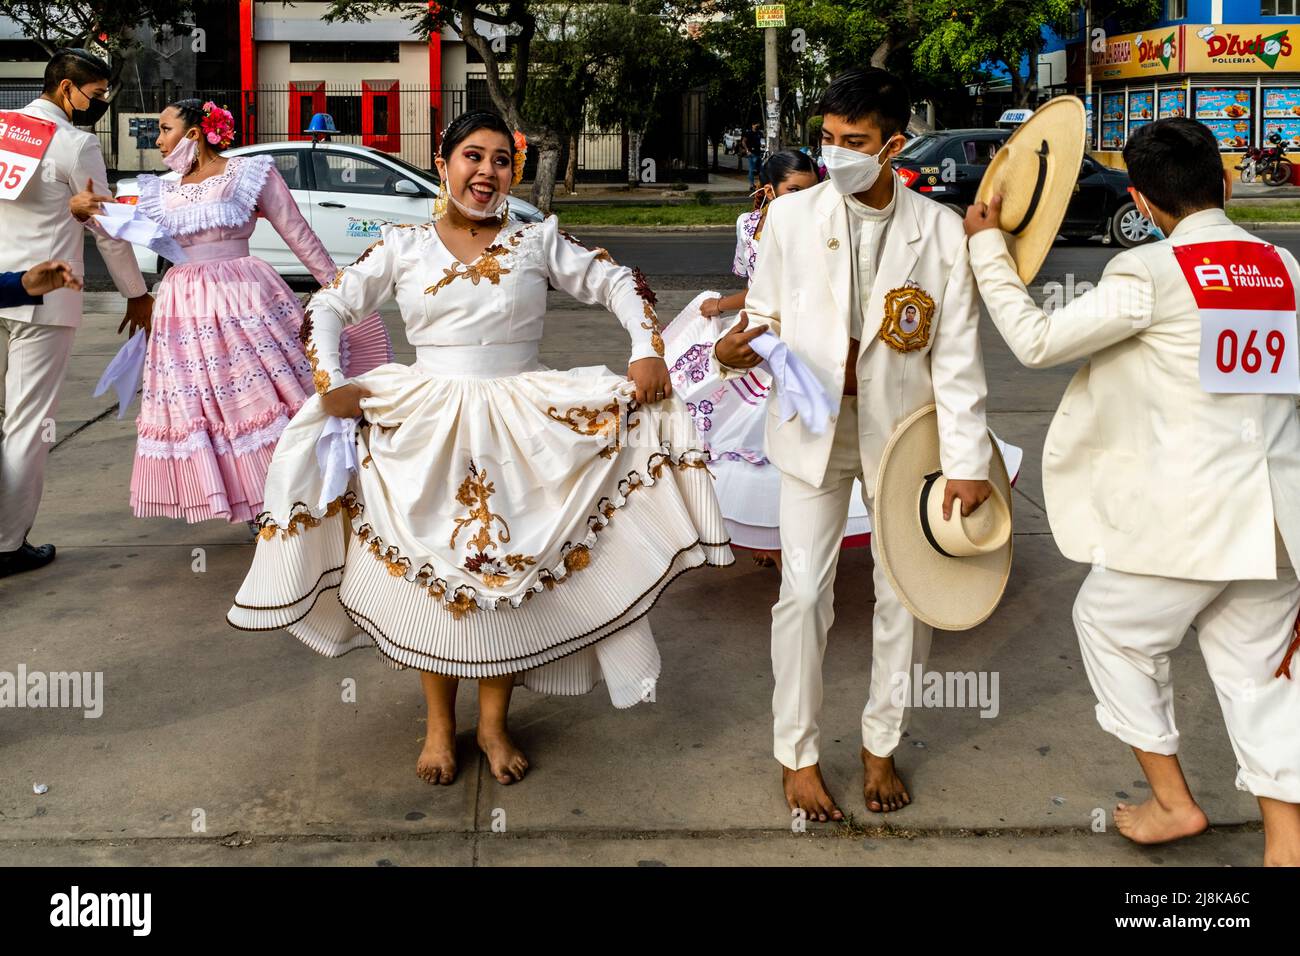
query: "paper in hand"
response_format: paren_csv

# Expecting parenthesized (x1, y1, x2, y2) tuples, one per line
(92, 329, 148, 419)
(315, 415, 360, 510)
(749, 331, 833, 435)
(94, 202, 188, 264)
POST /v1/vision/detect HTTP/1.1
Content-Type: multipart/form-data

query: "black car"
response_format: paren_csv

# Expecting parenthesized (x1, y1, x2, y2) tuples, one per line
(892, 128, 1154, 248)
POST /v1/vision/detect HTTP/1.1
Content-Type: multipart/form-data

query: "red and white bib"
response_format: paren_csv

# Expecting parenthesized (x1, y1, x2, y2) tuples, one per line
(1174, 240, 1300, 395)
(0, 110, 54, 202)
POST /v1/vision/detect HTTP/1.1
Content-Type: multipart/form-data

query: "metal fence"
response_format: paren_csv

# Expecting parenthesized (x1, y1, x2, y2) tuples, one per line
(105, 85, 644, 180)
(0, 80, 708, 182)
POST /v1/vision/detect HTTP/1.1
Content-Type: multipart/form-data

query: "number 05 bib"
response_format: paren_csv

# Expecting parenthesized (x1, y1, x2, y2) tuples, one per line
(1174, 241, 1300, 395)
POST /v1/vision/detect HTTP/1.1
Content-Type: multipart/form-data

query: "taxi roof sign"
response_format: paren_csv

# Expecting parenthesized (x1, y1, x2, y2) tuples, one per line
(997, 108, 1034, 127)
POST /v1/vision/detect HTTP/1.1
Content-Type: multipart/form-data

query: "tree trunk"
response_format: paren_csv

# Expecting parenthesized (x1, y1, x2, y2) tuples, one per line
(530, 131, 561, 216)
(564, 131, 578, 195)
(870, 36, 897, 69)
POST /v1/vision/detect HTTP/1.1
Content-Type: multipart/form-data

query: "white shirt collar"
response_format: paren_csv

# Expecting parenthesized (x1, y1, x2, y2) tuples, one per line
(843, 174, 897, 223)
(25, 97, 73, 128)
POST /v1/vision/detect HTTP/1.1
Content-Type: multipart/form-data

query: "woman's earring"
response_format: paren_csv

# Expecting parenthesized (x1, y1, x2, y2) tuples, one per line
(499, 202, 509, 227)
(433, 191, 448, 220)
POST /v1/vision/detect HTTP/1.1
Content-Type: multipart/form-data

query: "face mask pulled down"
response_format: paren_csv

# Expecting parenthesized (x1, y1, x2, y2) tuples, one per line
(163, 134, 198, 174)
(821, 140, 896, 196)
(438, 165, 508, 220)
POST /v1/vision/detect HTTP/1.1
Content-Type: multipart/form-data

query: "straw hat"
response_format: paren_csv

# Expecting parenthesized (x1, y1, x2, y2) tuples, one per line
(976, 96, 1086, 285)
(873, 405, 1013, 631)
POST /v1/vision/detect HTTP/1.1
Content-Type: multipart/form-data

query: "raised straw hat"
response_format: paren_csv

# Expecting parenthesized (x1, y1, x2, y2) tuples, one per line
(976, 96, 1086, 285)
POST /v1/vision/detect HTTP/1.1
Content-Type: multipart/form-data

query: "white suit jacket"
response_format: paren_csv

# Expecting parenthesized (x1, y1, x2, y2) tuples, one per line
(0, 97, 146, 327)
(717, 176, 992, 494)
(970, 207, 1300, 582)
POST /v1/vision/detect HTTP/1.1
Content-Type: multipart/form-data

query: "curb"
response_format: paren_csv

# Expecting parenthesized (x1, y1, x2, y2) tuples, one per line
(1234, 221, 1300, 231)
(553, 224, 737, 234)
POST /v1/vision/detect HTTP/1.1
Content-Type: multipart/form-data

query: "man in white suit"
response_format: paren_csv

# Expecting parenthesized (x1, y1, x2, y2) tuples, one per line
(716, 69, 994, 820)
(0, 49, 152, 578)
(967, 117, 1300, 865)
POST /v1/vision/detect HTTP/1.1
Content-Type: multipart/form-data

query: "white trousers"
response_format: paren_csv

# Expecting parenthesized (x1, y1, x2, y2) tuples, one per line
(0, 319, 75, 551)
(1074, 563, 1300, 803)
(771, 397, 932, 768)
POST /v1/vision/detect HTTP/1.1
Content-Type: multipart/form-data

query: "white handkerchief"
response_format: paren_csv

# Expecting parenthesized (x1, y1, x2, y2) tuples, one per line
(94, 202, 189, 264)
(749, 330, 832, 435)
(315, 415, 359, 510)
(92, 329, 148, 419)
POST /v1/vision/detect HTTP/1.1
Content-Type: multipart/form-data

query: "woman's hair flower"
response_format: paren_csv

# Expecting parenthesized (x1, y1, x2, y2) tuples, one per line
(199, 101, 237, 150)
(512, 130, 527, 186)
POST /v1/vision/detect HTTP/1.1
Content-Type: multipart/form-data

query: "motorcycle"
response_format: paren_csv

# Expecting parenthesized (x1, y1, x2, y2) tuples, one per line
(1237, 130, 1293, 186)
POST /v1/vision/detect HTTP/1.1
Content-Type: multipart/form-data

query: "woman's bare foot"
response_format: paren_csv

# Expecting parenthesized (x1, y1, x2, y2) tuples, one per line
(417, 722, 457, 785)
(862, 747, 911, 813)
(417, 671, 459, 785)
(478, 728, 529, 784)
(1114, 798, 1208, 845)
(782, 763, 843, 822)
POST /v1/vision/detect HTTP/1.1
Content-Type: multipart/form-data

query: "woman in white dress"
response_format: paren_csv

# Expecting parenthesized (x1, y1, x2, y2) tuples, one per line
(663, 151, 872, 566)
(227, 112, 733, 785)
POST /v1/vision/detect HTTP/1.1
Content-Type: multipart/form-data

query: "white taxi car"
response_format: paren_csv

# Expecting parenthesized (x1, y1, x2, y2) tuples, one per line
(114, 140, 544, 276)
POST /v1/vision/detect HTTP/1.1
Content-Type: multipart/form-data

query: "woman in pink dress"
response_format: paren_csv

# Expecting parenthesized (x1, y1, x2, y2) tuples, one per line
(77, 98, 390, 523)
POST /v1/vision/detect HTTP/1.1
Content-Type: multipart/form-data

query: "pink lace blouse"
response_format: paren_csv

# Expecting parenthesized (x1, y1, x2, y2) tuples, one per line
(136, 154, 337, 284)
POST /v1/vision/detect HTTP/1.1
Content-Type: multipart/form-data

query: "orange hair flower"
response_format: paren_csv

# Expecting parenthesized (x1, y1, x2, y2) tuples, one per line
(512, 130, 527, 185)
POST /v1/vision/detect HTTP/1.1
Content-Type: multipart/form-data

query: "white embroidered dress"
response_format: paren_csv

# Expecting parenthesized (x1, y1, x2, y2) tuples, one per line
(227, 216, 734, 705)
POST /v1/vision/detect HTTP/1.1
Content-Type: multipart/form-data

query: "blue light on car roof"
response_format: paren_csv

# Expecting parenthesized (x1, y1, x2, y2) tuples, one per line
(305, 113, 337, 134)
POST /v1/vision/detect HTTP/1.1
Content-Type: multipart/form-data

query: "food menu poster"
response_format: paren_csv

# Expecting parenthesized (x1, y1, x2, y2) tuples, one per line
(1101, 122, 1126, 149)
(1201, 119, 1253, 150)
(1158, 89, 1187, 117)
(1264, 118, 1300, 149)
(1129, 91, 1154, 121)
(1101, 93, 1125, 122)
(1264, 88, 1300, 119)
(1195, 88, 1252, 119)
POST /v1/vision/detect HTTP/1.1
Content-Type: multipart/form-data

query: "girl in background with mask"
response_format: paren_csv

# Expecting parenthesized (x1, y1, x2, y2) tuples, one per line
(662, 150, 872, 567)
(72, 98, 391, 525)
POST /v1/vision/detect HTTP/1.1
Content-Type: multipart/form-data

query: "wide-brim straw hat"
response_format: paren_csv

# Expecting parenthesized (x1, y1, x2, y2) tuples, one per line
(874, 405, 1013, 631)
(976, 96, 1086, 285)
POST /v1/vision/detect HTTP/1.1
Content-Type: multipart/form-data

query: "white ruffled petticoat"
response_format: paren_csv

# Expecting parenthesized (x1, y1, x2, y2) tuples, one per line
(227, 343, 734, 708)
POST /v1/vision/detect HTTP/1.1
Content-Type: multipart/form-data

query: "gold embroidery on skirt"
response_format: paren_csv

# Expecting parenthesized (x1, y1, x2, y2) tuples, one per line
(545, 400, 641, 459)
(451, 460, 538, 587)
(257, 453, 712, 617)
(255, 493, 361, 540)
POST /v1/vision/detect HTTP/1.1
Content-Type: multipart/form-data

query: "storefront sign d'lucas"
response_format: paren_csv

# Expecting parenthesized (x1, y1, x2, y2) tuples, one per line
(1093, 23, 1300, 80)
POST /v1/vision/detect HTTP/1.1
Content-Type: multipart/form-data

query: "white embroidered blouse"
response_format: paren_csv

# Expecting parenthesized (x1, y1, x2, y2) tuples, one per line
(303, 215, 665, 393)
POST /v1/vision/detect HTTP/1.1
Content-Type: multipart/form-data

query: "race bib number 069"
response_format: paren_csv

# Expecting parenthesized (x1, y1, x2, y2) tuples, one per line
(1174, 240, 1300, 395)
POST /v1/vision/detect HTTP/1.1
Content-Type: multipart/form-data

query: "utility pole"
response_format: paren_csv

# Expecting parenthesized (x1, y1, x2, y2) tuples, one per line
(765, 24, 779, 154)
(1084, 0, 1093, 148)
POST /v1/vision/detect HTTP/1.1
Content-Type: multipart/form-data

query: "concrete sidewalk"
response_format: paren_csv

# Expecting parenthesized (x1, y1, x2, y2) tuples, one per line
(0, 290, 1270, 866)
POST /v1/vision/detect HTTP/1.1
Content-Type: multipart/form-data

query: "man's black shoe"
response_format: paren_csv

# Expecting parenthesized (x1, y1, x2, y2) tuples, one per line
(0, 541, 56, 579)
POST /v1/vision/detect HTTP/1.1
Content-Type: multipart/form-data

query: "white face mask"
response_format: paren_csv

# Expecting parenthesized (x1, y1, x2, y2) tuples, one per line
(438, 162, 508, 220)
(821, 139, 896, 195)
